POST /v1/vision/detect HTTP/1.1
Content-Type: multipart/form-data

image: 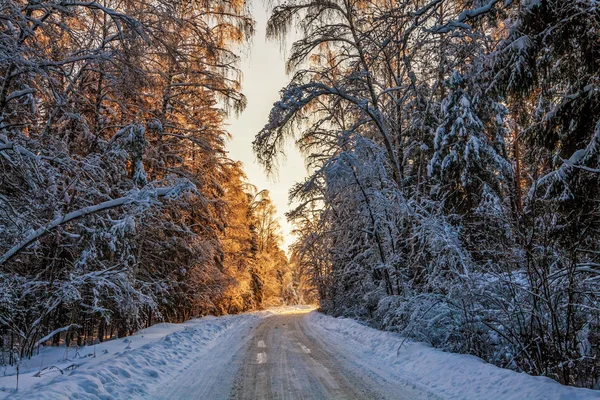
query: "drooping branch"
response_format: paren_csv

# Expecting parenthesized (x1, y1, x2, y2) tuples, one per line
(34, 324, 81, 347)
(0, 183, 193, 265)
(254, 82, 402, 185)
(432, 0, 513, 33)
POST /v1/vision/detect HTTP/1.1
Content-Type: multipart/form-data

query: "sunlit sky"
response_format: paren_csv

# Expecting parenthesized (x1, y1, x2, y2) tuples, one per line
(225, 2, 306, 253)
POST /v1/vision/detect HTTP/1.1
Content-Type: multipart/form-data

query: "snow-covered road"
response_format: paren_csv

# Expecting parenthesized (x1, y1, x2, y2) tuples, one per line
(231, 312, 432, 400)
(150, 312, 251, 400)
(147, 308, 600, 400)
(6, 307, 600, 399)
(152, 309, 431, 400)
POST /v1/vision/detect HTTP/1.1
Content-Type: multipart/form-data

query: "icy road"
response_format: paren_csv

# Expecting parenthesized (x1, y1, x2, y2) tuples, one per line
(152, 310, 430, 400)
(6, 307, 599, 399)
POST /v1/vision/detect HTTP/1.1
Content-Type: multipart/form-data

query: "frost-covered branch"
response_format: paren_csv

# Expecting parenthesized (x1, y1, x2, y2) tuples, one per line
(432, 0, 513, 33)
(34, 324, 80, 347)
(255, 82, 403, 185)
(0, 182, 193, 265)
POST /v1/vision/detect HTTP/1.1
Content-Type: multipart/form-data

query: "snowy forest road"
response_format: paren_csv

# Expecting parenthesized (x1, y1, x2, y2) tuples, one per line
(10, 307, 596, 399)
(151, 309, 434, 400)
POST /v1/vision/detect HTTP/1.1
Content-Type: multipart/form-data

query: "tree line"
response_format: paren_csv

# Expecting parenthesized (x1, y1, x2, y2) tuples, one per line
(0, 0, 294, 365)
(255, 0, 600, 389)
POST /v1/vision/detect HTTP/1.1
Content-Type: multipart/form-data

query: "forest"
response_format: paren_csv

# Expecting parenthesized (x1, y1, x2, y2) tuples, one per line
(0, 0, 295, 368)
(1, 0, 600, 392)
(254, 0, 600, 390)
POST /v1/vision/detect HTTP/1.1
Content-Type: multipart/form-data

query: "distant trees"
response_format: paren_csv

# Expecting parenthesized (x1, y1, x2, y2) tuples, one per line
(257, 0, 600, 389)
(0, 0, 289, 364)
(249, 190, 293, 308)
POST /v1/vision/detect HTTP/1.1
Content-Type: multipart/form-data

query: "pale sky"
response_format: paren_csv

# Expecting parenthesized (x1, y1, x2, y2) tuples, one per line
(225, 2, 306, 253)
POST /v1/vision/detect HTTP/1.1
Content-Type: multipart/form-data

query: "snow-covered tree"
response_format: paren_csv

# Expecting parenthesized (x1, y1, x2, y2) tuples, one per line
(430, 70, 511, 212)
(256, 0, 600, 389)
(0, 0, 289, 365)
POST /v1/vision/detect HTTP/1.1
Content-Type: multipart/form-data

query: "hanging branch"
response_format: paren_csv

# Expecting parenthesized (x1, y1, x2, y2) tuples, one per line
(0, 183, 193, 266)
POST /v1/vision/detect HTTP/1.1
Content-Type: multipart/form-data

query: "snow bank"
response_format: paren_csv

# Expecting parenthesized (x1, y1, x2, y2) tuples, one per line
(1, 313, 260, 399)
(307, 312, 600, 400)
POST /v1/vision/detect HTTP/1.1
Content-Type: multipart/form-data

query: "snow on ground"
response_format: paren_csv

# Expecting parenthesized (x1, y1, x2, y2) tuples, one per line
(0, 315, 252, 399)
(1, 319, 209, 397)
(0, 306, 314, 399)
(2, 306, 599, 400)
(307, 312, 600, 400)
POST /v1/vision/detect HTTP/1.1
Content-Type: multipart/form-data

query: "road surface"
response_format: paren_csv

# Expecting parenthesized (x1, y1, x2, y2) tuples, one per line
(152, 309, 435, 400)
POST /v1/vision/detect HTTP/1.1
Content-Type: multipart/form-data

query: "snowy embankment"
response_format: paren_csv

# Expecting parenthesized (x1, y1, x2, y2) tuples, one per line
(0, 312, 263, 399)
(308, 312, 600, 400)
